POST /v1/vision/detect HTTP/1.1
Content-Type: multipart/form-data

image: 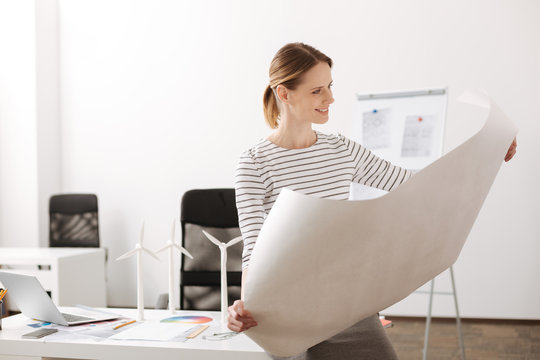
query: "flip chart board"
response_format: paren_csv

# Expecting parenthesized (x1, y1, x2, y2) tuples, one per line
(350, 88, 447, 199)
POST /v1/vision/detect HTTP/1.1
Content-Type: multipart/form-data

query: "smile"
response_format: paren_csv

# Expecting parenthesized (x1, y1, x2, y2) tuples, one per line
(315, 108, 328, 113)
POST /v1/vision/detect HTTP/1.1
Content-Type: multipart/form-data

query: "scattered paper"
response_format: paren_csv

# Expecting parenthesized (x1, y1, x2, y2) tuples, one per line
(44, 318, 133, 342)
(243, 90, 517, 356)
(109, 322, 195, 341)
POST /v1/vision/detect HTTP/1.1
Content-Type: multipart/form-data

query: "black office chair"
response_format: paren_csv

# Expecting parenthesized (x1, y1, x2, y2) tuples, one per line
(180, 189, 243, 310)
(49, 194, 100, 247)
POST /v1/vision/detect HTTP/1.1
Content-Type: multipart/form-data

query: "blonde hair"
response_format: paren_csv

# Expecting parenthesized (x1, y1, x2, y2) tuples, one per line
(263, 43, 333, 129)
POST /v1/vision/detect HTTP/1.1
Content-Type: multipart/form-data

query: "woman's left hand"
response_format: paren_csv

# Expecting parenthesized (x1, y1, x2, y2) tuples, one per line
(504, 137, 517, 162)
(227, 300, 257, 332)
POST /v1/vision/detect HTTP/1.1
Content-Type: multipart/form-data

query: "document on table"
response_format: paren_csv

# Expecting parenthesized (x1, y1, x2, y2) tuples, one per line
(243, 89, 518, 357)
(43, 318, 133, 342)
(109, 322, 196, 341)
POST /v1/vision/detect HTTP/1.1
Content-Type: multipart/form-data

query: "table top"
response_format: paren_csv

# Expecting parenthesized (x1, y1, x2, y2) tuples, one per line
(0, 308, 269, 360)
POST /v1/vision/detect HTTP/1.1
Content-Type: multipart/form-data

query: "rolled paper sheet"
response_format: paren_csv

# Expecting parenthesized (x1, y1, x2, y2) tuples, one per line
(244, 90, 518, 356)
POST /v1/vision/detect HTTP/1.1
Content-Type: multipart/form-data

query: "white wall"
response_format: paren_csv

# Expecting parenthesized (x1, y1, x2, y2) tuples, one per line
(0, 0, 61, 248)
(0, 0, 37, 247)
(15, 0, 538, 317)
(35, 0, 62, 247)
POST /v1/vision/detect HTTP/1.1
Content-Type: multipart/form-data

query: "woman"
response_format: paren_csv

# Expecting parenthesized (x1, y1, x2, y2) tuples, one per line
(229, 43, 517, 359)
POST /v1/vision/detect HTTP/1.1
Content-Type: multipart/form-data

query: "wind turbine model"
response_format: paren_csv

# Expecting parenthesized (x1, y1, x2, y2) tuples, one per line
(202, 230, 243, 328)
(157, 219, 194, 314)
(116, 222, 160, 321)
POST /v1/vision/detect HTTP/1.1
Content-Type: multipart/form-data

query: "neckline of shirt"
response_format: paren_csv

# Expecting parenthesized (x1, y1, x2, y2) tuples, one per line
(262, 131, 324, 151)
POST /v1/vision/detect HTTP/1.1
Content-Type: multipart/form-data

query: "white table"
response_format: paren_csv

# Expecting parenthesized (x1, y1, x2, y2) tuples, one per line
(0, 248, 107, 309)
(0, 308, 269, 360)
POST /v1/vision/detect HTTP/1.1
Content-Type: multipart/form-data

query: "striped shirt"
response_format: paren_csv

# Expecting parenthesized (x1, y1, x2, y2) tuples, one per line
(235, 131, 413, 269)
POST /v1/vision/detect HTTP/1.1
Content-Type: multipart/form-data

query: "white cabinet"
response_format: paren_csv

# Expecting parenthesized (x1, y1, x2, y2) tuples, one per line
(0, 248, 106, 309)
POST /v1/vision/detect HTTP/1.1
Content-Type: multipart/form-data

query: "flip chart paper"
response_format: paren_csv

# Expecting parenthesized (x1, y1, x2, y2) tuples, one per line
(362, 108, 392, 149)
(401, 114, 436, 157)
(243, 90, 517, 357)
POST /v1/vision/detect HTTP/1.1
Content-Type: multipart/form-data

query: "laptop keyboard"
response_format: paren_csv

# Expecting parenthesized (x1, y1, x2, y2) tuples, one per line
(61, 313, 93, 322)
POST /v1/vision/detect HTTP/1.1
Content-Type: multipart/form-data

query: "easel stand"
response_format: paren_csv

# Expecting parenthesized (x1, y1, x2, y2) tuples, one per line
(419, 266, 466, 360)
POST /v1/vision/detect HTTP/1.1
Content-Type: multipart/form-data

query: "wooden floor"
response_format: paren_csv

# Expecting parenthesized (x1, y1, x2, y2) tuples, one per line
(385, 317, 540, 360)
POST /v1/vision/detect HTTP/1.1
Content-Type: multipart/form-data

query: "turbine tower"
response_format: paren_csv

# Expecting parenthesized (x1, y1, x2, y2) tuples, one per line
(157, 219, 194, 313)
(116, 222, 160, 320)
(202, 230, 243, 328)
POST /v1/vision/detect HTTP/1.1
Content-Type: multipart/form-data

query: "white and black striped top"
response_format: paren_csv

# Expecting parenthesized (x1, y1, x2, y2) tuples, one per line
(235, 131, 413, 269)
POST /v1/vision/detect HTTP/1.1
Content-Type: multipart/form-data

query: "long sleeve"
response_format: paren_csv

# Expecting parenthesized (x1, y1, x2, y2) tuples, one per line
(339, 135, 413, 191)
(235, 151, 266, 270)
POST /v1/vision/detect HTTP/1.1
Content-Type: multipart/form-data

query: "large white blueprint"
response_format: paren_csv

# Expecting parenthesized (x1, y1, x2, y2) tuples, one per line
(243, 90, 518, 357)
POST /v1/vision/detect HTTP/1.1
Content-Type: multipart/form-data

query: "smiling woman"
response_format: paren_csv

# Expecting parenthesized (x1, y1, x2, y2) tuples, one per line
(227, 42, 517, 359)
(229, 43, 410, 359)
(263, 43, 334, 131)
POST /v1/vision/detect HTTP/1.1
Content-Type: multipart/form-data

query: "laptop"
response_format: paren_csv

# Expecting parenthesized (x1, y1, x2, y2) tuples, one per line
(0, 271, 120, 326)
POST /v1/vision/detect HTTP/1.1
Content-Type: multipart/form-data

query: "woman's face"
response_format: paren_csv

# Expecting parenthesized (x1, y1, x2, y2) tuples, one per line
(284, 62, 334, 125)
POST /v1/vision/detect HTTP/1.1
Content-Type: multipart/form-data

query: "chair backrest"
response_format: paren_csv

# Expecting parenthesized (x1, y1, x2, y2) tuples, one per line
(180, 189, 242, 310)
(49, 194, 100, 248)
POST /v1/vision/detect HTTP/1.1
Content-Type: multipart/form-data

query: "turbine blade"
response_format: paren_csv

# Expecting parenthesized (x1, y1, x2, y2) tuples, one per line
(225, 236, 243, 248)
(139, 222, 145, 246)
(202, 230, 222, 247)
(142, 247, 160, 261)
(156, 244, 170, 253)
(116, 248, 139, 261)
(173, 243, 194, 259)
(181, 248, 194, 259)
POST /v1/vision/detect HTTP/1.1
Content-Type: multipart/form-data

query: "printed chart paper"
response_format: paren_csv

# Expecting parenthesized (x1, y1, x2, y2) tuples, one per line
(401, 114, 436, 157)
(362, 108, 392, 149)
(243, 90, 517, 357)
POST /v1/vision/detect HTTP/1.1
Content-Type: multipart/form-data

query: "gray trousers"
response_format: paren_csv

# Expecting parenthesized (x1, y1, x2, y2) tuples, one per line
(268, 314, 399, 360)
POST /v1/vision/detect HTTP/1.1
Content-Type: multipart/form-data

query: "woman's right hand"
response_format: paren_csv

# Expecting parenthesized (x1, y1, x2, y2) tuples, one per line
(227, 299, 258, 332)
